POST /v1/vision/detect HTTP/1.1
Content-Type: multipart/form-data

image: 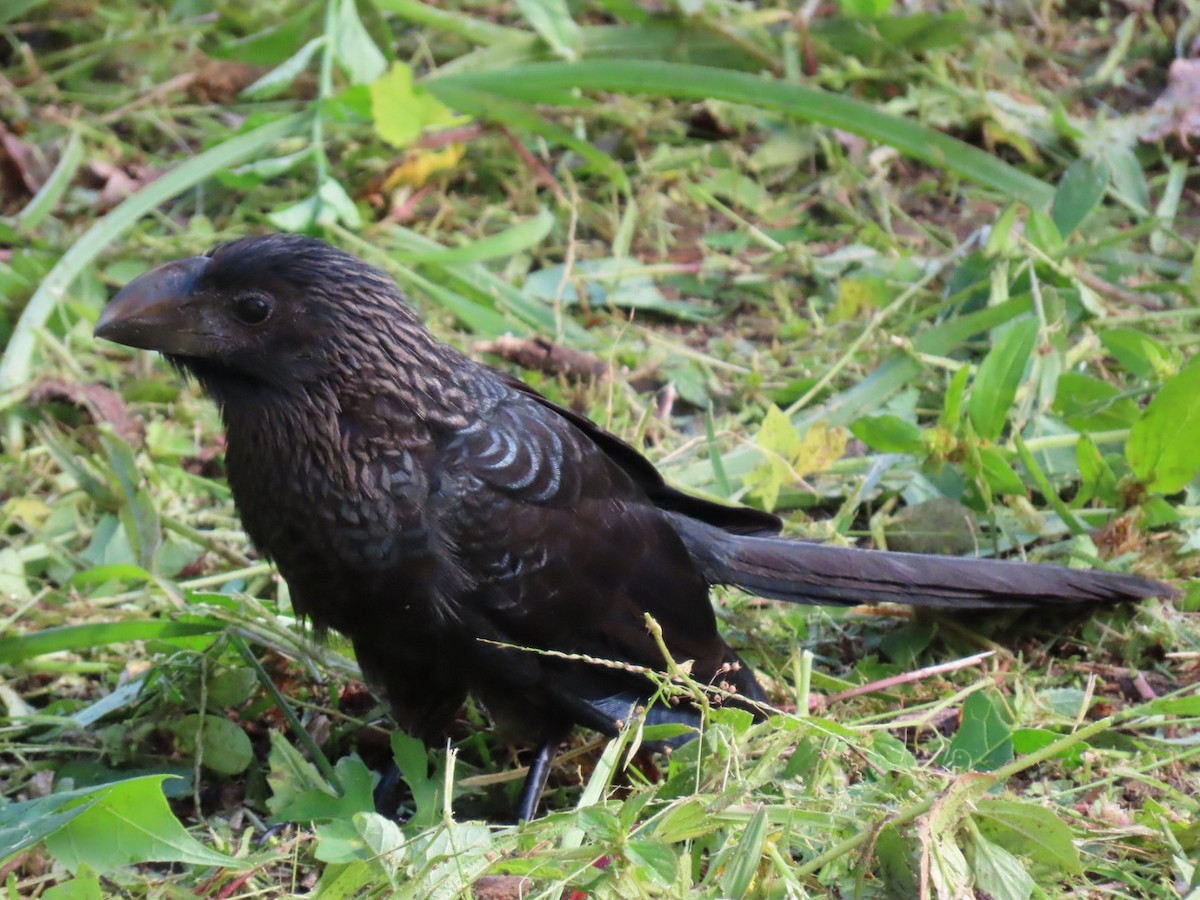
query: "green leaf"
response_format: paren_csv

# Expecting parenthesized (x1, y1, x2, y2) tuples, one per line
(653, 799, 711, 843)
(721, 806, 768, 899)
(334, 0, 387, 84)
(977, 446, 1026, 496)
(267, 731, 336, 821)
(1074, 434, 1119, 507)
(973, 799, 1083, 876)
(1100, 328, 1175, 380)
(0, 791, 95, 863)
(851, 414, 925, 453)
(968, 318, 1039, 441)
(370, 61, 465, 148)
(1011, 728, 1084, 767)
(941, 365, 972, 431)
(1127, 361, 1200, 493)
(44, 776, 233, 873)
(1148, 696, 1200, 716)
(169, 714, 254, 776)
(1024, 210, 1063, 257)
(945, 691, 1012, 772)
(241, 37, 323, 98)
(968, 828, 1035, 900)
(514, 0, 581, 60)
(390, 731, 441, 825)
(42, 864, 103, 900)
(1051, 157, 1109, 236)
(1053, 372, 1139, 432)
(625, 840, 677, 887)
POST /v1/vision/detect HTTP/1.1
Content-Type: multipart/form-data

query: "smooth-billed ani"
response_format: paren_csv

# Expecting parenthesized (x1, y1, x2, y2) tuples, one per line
(94, 234, 1171, 819)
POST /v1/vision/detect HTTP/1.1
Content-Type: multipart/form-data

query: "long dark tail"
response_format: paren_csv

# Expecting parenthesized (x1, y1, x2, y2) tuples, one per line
(670, 516, 1171, 609)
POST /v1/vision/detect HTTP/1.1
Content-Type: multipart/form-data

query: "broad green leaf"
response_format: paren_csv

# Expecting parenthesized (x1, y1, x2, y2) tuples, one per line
(973, 799, 1083, 875)
(213, 8, 321, 64)
(968, 318, 1039, 441)
(391, 731, 441, 826)
(267, 731, 336, 821)
(945, 691, 1012, 772)
(1010, 728, 1084, 767)
(625, 840, 677, 888)
(745, 412, 846, 511)
(170, 714, 254, 776)
(1053, 372, 1139, 432)
(832, 275, 891, 322)
(1037, 687, 1090, 719)
(653, 799, 711, 843)
(269, 740, 374, 824)
(45, 776, 233, 873)
(1127, 361, 1200, 493)
(850, 414, 924, 453)
(968, 829, 1035, 900)
(977, 446, 1026, 496)
(1100, 328, 1176, 380)
(43, 865, 103, 900)
(268, 178, 363, 230)
(0, 791, 95, 863)
(1051, 157, 1108, 236)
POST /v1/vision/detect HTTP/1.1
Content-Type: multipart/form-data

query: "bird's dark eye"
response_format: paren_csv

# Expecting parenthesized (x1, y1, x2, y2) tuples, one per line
(232, 294, 272, 325)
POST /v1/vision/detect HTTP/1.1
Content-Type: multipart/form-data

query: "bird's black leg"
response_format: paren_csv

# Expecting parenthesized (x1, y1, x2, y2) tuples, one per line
(515, 738, 560, 823)
(373, 761, 405, 819)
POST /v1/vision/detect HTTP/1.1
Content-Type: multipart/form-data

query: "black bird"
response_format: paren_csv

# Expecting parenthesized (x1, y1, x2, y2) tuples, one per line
(94, 235, 1170, 820)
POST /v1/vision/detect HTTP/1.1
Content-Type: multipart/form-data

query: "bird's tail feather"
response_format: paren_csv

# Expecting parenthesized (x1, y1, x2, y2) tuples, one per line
(670, 516, 1169, 609)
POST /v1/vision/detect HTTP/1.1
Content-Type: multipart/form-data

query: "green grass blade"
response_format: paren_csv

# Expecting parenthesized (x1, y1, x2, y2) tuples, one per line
(0, 620, 225, 665)
(430, 61, 1053, 206)
(437, 23, 767, 76)
(17, 130, 85, 232)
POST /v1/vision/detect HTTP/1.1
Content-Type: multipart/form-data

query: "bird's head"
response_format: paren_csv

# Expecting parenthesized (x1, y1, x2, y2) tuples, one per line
(95, 234, 421, 393)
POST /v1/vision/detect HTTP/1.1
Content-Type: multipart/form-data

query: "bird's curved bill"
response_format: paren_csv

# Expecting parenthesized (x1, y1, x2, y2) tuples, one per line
(94, 256, 212, 356)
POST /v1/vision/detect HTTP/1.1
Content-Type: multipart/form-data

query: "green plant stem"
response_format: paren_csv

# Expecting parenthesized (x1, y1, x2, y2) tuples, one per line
(232, 635, 338, 784)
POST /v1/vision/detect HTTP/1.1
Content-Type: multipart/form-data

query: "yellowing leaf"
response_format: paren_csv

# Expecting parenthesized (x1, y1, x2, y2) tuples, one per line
(369, 62, 466, 149)
(744, 408, 846, 511)
(383, 144, 466, 190)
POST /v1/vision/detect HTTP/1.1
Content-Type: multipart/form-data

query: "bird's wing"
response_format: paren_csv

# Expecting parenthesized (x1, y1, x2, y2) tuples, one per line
(499, 374, 781, 535)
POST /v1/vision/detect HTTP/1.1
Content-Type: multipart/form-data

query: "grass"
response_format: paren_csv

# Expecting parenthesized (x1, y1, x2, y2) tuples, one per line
(1, 0, 1198, 897)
